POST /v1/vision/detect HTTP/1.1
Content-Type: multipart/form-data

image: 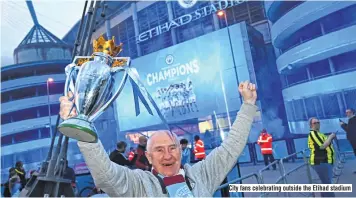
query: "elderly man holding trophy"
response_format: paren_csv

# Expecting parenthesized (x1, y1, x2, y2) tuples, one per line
(58, 35, 258, 197)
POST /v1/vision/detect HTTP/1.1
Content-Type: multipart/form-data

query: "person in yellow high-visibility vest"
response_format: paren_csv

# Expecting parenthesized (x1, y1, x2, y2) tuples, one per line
(308, 117, 335, 197)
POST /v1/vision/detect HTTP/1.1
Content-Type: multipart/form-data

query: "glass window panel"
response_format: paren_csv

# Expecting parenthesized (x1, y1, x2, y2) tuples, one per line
(344, 89, 356, 110)
(11, 87, 37, 100)
(41, 127, 51, 138)
(269, 1, 305, 23)
(48, 82, 65, 95)
(304, 97, 317, 118)
(285, 101, 295, 121)
(332, 50, 356, 72)
(299, 20, 322, 42)
(309, 59, 331, 79)
(1, 135, 13, 146)
(314, 96, 324, 119)
(293, 99, 306, 121)
(321, 93, 340, 118)
(15, 148, 42, 164)
(13, 129, 39, 143)
(50, 104, 60, 115)
(1, 114, 12, 124)
(39, 105, 49, 117)
(12, 107, 37, 122)
(41, 147, 50, 159)
(286, 67, 308, 85)
(2, 155, 14, 169)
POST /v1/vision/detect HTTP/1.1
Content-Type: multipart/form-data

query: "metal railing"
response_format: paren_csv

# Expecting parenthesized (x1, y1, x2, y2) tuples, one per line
(283, 66, 356, 89)
(216, 140, 348, 197)
(272, 149, 314, 197)
(331, 138, 347, 184)
(217, 172, 262, 190)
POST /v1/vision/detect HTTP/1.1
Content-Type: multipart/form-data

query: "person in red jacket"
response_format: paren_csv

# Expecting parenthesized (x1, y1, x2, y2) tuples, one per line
(135, 136, 151, 171)
(257, 129, 276, 170)
(194, 135, 206, 161)
(128, 147, 135, 162)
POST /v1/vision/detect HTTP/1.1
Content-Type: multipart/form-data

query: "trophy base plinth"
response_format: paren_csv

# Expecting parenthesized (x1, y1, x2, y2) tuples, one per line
(58, 117, 98, 143)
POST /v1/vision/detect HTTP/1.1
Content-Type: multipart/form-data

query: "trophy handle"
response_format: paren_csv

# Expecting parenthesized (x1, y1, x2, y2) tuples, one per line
(64, 64, 77, 97)
(88, 69, 129, 122)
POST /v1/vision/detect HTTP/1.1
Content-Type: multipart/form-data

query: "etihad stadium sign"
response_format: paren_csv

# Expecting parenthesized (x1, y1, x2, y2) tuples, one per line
(137, 0, 245, 43)
(178, 0, 198, 9)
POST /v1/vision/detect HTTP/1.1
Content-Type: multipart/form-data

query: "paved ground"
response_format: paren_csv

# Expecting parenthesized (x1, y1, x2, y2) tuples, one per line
(227, 154, 356, 197)
(334, 155, 356, 197)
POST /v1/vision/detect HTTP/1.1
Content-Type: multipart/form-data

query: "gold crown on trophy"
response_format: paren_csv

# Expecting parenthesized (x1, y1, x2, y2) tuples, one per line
(93, 34, 123, 57)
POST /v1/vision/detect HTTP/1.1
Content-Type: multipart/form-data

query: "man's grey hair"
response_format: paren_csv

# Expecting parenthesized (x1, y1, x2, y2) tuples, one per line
(308, 117, 318, 127)
(147, 131, 180, 152)
(347, 108, 355, 114)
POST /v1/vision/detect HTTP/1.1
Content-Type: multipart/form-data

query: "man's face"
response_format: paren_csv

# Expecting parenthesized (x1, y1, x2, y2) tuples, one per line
(346, 110, 354, 118)
(181, 143, 188, 150)
(139, 137, 148, 147)
(147, 133, 181, 177)
(17, 162, 23, 169)
(311, 118, 320, 130)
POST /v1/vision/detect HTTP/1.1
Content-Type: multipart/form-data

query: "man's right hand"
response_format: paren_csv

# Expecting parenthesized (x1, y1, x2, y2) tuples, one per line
(59, 91, 77, 120)
(329, 133, 336, 139)
(238, 81, 257, 105)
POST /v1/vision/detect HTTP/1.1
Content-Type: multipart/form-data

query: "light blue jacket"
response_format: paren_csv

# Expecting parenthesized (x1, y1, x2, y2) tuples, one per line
(181, 147, 191, 165)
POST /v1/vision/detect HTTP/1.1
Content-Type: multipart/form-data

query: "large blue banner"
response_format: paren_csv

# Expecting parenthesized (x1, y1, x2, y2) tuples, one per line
(114, 26, 251, 132)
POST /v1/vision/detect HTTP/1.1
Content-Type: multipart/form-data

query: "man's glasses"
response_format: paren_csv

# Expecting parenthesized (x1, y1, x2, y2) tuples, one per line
(312, 122, 320, 124)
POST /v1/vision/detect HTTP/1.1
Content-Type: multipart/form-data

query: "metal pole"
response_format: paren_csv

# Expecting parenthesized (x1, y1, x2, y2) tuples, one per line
(84, 0, 100, 55)
(20, 1, 97, 196)
(72, 0, 89, 62)
(55, 136, 69, 177)
(59, 137, 70, 177)
(79, 0, 95, 55)
(223, 11, 244, 197)
(39, 80, 57, 174)
(46, 134, 64, 178)
(224, 12, 242, 105)
(47, 80, 53, 138)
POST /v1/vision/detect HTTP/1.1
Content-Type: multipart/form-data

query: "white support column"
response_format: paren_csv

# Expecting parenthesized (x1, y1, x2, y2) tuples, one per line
(105, 19, 112, 39)
(166, 0, 177, 44)
(328, 58, 335, 74)
(131, 2, 142, 56)
(306, 67, 312, 80)
(210, 0, 220, 30)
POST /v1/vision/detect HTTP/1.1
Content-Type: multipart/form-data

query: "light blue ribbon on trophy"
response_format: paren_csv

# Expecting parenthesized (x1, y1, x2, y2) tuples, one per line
(129, 76, 153, 116)
(126, 68, 171, 131)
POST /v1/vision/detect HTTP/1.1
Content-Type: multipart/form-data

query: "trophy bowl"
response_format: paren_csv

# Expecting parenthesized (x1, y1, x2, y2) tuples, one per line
(58, 35, 130, 143)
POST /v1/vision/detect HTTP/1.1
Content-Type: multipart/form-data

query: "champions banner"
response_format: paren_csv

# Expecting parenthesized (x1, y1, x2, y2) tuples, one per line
(115, 24, 252, 132)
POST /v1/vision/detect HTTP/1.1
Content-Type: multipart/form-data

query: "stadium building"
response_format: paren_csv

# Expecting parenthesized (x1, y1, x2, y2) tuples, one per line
(0, 1, 118, 182)
(265, 1, 356, 151)
(63, 0, 289, 166)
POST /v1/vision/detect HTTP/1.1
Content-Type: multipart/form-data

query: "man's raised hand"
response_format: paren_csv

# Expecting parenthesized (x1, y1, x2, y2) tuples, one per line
(238, 81, 257, 105)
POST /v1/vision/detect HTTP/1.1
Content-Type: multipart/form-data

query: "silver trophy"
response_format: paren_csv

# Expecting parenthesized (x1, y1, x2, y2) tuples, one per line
(58, 35, 130, 143)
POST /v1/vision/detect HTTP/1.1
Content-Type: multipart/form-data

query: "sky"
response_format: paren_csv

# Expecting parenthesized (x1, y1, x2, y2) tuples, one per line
(0, 0, 86, 66)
